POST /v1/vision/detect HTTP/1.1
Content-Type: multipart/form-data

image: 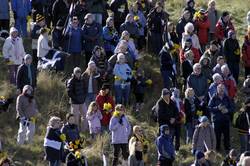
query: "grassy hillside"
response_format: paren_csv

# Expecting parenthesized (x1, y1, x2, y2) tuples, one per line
(0, 0, 250, 165)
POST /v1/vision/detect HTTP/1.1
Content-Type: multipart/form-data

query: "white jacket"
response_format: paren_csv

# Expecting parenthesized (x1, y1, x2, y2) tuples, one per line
(37, 34, 51, 58)
(2, 36, 25, 65)
(182, 33, 201, 50)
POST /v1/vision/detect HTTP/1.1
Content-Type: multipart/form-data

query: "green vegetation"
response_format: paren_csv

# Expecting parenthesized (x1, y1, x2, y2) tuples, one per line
(0, 0, 250, 165)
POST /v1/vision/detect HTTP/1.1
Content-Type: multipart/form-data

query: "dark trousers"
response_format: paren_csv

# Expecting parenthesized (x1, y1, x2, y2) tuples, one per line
(161, 70, 173, 89)
(245, 67, 250, 78)
(213, 122, 230, 151)
(112, 143, 129, 166)
(135, 93, 144, 103)
(0, 19, 9, 31)
(157, 158, 173, 166)
(174, 125, 181, 151)
(227, 62, 239, 84)
(85, 51, 92, 66)
(32, 49, 38, 69)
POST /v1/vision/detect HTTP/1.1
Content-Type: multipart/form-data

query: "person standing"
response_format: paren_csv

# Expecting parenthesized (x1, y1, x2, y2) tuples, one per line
(2, 27, 26, 85)
(156, 124, 175, 166)
(109, 104, 131, 166)
(61, 113, 80, 143)
(66, 67, 86, 131)
(11, 0, 31, 37)
(242, 27, 250, 78)
(16, 85, 38, 145)
(16, 54, 37, 94)
(207, 0, 219, 42)
(0, 0, 10, 31)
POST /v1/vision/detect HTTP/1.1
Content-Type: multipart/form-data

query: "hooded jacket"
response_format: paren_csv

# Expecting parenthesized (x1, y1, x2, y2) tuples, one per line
(155, 125, 175, 160)
(195, 15, 210, 45)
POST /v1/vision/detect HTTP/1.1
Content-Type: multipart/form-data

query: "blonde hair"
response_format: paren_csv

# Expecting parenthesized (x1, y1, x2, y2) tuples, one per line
(185, 88, 194, 98)
(47, 116, 61, 128)
(133, 125, 142, 134)
(115, 104, 125, 112)
(87, 101, 98, 115)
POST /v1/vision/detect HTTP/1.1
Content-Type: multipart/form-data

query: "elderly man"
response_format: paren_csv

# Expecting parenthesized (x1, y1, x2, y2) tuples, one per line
(187, 63, 208, 102)
(221, 64, 237, 99)
(208, 73, 225, 99)
(208, 83, 234, 152)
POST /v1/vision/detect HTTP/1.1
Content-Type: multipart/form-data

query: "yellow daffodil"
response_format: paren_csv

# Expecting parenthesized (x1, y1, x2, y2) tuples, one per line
(114, 76, 121, 80)
(134, 15, 140, 21)
(196, 110, 203, 117)
(145, 79, 153, 85)
(59, 134, 66, 142)
(75, 150, 81, 159)
(30, 117, 36, 123)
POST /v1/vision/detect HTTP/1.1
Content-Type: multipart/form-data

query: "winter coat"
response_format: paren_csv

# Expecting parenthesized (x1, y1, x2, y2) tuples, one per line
(96, 93, 115, 126)
(3, 36, 25, 65)
(179, 47, 200, 63)
(128, 154, 145, 166)
(182, 60, 193, 82)
(147, 9, 169, 34)
(182, 33, 201, 50)
(16, 94, 38, 119)
(110, 0, 128, 28)
(221, 155, 237, 166)
(120, 21, 140, 39)
(82, 22, 102, 52)
(44, 127, 64, 161)
(235, 107, 250, 135)
(11, 0, 31, 18)
(129, 10, 147, 36)
(86, 110, 103, 134)
(187, 73, 208, 97)
(52, 0, 68, 26)
(103, 26, 119, 52)
(223, 38, 240, 63)
(61, 123, 80, 142)
(64, 26, 83, 54)
(86, 0, 106, 14)
(109, 115, 131, 144)
(192, 124, 216, 152)
(223, 74, 237, 99)
(66, 75, 86, 104)
(52, 28, 63, 49)
(155, 125, 175, 161)
(202, 49, 221, 68)
(207, 9, 219, 34)
(31, 24, 43, 50)
(73, 3, 88, 27)
(208, 93, 233, 123)
(82, 72, 99, 94)
(242, 35, 250, 67)
(215, 18, 235, 42)
(108, 52, 133, 70)
(90, 54, 109, 74)
(0, 0, 10, 20)
(199, 56, 212, 81)
(16, 64, 37, 91)
(159, 46, 174, 72)
(113, 63, 132, 85)
(195, 16, 210, 45)
(208, 83, 228, 99)
(155, 98, 179, 127)
(37, 34, 51, 58)
(176, 18, 193, 42)
(131, 76, 147, 95)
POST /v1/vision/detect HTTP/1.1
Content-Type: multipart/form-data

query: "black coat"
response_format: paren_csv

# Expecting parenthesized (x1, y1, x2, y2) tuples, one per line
(52, 0, 68, 26)
(16, 64, 37, 91)
(110, 0, 128, 30)
(159, 47, 174, 72)
(147, 9, 169, 33)
(182, 60, 193, 82)
(176, 18, 193, 42)
(223, 38, 240, 63)
(66, 75, 86, 104)
(155, 98, 178, 127)
(235, 107, 250, 134)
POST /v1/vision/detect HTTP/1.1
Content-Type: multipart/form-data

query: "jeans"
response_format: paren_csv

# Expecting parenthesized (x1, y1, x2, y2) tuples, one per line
(49, 160, 61, 166)
(239, 134, 250, 153)
(161, 70, 173, 89)
(185, 122, 195, 144)
(114, 83, 130, 106)
(112, 144, 129, 166)
(17, 120, 35, 145)
(15, 17, 28, 37)
(213, 122, 230, 151)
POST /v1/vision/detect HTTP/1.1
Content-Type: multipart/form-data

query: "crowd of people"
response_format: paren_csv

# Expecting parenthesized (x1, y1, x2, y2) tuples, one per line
(1, 0, 250, 165)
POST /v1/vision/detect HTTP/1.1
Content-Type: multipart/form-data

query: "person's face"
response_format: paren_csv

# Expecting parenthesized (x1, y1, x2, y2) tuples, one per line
(231, 33, 236, 39)
(26, 58, 32, 65)
(203, 59, 208, 65)
(123, 34, 130, 41)
(230, 155, 237, 161)
(194, 66, 202, 75)
(188, 90, 195, 98)
(217, 85, 225, 95)
(185, 42, 192, 48)
(95, 49, 101, 57)
(38, 20, 46, 27)
(210, 44, 218, 52)
(135, 127, 143, 136)
(162, 93, 170, 101)
(164, 128, 170, 135)
(72, 17, 79, 27)
(135, 141, 143, 151)
(68, 116, 75, 124)
(203, 121, 209, 127)
(54, 120, 61, 129)
(133, 4, 138, 12)
(75, 72, 81, 79)
(119, 57, 126, 64)
(218, 59, 225, 65)
(108, 20, 114, 27)
(11, 31, 18, 38)
(215, 78, 222, 84)
(128, 16, 134, 23)
(119, 107, 125, 115)
(87, 16, 93, 24)
(168, 24, 174, 32)
(104, 89, 110, 95)
(223, 15, 230, 23)
(26, 89, 33, 95)
(189, 2, 194, 8)
(209, 1, 216, 10)
(222, 68, 229, 76)
(156, 6, 162, 12)
(183, 12, 191, 20)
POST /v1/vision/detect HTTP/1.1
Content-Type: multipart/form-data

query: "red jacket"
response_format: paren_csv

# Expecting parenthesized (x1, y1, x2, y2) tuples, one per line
(96, 93, 115, 126)
(180, 47, 201, 64)
(215, 18, 235, 42)
(195, 16, 210, 45)
(242, 35, 250, 67)
(223, 75, 237, 99)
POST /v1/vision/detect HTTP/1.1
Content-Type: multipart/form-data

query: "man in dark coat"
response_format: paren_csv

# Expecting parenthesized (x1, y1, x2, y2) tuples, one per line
(52, 0, 68, 26)
(16, 54, 37, 94)
(176, 9, 192, 42)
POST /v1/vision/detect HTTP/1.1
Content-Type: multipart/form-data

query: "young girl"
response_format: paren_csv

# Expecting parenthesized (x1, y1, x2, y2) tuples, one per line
(44, 116, 65, 166)
(86, 101, 103, 138)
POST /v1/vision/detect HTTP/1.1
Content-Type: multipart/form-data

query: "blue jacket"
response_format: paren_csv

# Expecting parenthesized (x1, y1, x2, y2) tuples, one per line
(65, 26, 83, 53)
(0, 0, 9, 20)
(120, 21, 140, 38)
(129, 10, 146, 36)
(113, 63, 132, 85)
(155, 125, 175, 160)
(208, 93, 233, 123)
(109, 115, 131, 144)
(11, 0, 31, 18)
(103, 26, 119, 52)
(208, 83, 228, 99)
(61, 123, 80, 143)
